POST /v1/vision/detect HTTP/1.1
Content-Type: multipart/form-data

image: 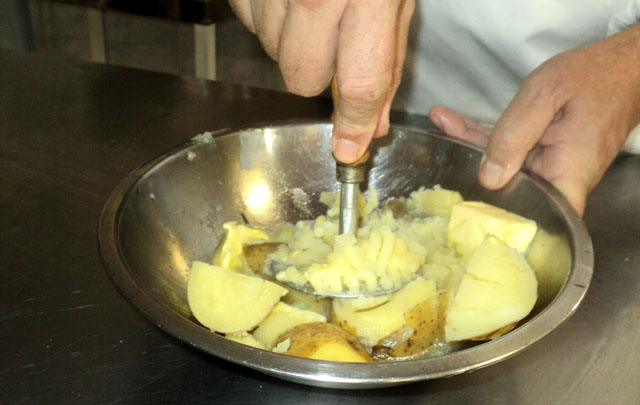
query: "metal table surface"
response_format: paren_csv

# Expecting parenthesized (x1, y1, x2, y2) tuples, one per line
(1, 50, 638, 404)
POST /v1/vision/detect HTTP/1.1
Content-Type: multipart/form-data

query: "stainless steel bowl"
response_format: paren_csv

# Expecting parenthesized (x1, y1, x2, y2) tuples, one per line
(98, 121, 593, 388)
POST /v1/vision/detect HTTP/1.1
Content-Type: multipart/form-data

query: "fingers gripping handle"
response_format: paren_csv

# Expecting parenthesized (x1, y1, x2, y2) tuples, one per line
(332, 74, 370, 235)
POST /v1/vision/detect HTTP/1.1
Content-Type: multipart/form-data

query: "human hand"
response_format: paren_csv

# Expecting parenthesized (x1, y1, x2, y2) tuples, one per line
(228, 0, 415, 164)
(429, 25, 640, 215)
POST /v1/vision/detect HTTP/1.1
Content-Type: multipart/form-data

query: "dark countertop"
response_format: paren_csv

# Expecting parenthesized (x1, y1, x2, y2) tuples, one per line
(1, 50, 639, 404)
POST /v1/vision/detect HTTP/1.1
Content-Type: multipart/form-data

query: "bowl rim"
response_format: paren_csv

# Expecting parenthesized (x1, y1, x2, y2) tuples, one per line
(98, 119, 593, 388)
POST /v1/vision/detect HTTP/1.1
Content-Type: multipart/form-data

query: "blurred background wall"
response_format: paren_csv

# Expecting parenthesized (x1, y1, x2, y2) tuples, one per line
(0, 0, 287, 91)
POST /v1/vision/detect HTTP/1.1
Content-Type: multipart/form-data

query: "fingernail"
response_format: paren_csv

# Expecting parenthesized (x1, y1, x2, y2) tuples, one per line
(334, 138, 360, 164)
(479, 156, 504, 187)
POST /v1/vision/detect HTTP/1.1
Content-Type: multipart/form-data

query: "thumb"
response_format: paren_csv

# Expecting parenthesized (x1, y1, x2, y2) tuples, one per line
(331, 83, 388, 164)
(330, 2, 397, 164)
(480, 77, 562, 189)
(330, 75, 378, 164)
(331, 77, 389, 163)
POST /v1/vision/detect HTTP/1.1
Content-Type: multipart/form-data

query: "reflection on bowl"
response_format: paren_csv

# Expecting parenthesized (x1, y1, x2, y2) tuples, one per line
(99, 121, 592, 388)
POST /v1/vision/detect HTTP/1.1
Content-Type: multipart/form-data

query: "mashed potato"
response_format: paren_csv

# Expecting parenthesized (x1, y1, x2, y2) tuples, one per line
(270, 187, 463, 295)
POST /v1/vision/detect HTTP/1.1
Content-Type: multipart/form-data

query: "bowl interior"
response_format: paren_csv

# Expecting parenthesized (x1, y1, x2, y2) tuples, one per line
(101, 122, 592, 388)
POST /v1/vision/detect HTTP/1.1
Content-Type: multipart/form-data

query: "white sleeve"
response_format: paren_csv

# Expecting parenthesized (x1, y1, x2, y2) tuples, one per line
(607, 1, 640, 34)
(622, 125, 640, 154)
(609, 1, 640, 153)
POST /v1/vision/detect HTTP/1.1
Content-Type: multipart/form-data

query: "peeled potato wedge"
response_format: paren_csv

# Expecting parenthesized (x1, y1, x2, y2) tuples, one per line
(448, 201, 538, 255)
(187, 261, 287, 334)
(444, 235, 538, 342)
(274, 322, 372, 362)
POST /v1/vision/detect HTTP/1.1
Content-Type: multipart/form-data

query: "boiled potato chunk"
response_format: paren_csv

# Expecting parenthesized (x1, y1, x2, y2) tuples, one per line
(332, 278, 438, 347)
(225, 332, 267, 350)
(253, 302, 327, 349)
(242, 242, 331, 317)
(445, 235, 538, 341)
(275, 322, 372, 362)
(372, 291, 441, 360)
(525, 229, 572, 309)
(212, 222, 269, 272)
(467, 322, 516, 341)
(407, 185, 464, 217)
(281, 287, 331, 319)
(187, 261, 287, 333)
(448, 201, 537, 255)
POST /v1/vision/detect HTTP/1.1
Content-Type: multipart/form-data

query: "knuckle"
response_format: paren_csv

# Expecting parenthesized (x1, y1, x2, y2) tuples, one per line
(284, 81, 324, 97)
(291, 0, 326, 11)
(339, 77, 388, 106)
(281, 70, 325, 97)
(278, 50, 333, 97)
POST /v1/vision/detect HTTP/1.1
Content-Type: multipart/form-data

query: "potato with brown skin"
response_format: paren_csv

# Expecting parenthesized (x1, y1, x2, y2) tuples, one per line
(332, 308, 359, 339)
(436, 290, 449, 340)
(332, 279, 438, 348)
(274, 322, 372, 362)
(382, 198, 408, 219)
(242, 242, 282, 275)
(372, 293, 441, 360)
(253, 302, 327, 349)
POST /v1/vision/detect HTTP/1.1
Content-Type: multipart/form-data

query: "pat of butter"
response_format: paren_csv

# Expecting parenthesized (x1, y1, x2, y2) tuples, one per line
(448, 202, 537, 254)
(212, 222, 269, 271)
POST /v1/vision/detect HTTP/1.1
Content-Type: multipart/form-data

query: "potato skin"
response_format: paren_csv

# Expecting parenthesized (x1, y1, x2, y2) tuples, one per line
(242, 242, 282, 275)
(252, 302, 326, 349)
(372, 294, 441, 360)
(436, 290, 449, 339)
(382, 198, 408, 219)
(275, 322, 372, 362)
(331, 279, 438, 348)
